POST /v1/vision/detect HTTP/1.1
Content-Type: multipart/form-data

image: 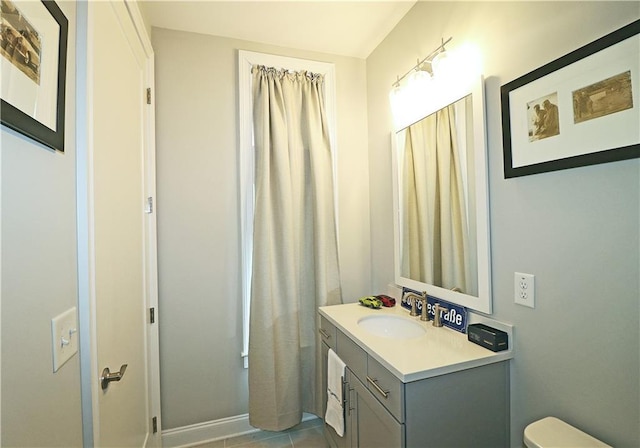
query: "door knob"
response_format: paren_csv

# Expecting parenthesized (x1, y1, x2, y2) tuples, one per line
(100, 364, 127, 390)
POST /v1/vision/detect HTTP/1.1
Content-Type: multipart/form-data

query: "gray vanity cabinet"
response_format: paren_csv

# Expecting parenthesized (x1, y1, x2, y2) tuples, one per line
(320, 315, 510, 448)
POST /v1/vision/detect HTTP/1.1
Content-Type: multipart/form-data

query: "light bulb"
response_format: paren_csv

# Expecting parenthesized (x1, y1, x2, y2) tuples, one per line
(408, 68, 431, 87)
(389, 84, 405, 126)
(408, 69, 433, 102)
(389, 84, 403, 108)
(431, 50, 453, 78)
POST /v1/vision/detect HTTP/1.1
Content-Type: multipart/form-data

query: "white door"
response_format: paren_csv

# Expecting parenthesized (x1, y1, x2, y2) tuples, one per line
(77, 1, 160, 446)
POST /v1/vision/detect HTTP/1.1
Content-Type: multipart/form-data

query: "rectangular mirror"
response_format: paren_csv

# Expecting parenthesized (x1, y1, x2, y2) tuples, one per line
(391, 76, 492, 314)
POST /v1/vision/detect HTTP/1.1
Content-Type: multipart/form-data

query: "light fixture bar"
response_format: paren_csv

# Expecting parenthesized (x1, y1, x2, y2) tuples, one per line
(392, 37, 453, 87)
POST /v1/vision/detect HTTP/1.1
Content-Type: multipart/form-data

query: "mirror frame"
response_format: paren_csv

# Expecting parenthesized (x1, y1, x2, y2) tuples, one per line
(391, 76, 492, 314)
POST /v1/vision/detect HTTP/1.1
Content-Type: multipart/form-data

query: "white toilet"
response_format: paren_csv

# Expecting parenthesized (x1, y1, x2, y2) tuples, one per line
(524, 417, 612, 447)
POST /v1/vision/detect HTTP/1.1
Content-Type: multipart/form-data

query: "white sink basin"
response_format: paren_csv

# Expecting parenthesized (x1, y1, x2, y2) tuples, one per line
(357, 314, 426, 339)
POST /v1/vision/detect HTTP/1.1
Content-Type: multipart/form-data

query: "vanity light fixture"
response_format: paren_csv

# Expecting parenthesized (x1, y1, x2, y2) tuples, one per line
(391, 37, 452, 90)
(389, 37, 483, 129)
(389, 37, 452, 128)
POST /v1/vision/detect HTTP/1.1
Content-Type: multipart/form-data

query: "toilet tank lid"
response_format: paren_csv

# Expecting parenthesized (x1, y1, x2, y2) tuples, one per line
(524, 417, 612, 448)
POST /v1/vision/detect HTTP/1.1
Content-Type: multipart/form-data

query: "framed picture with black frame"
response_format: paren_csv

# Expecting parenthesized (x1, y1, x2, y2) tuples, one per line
(1, 0, 68, 152)
(501, 19, 640, 178)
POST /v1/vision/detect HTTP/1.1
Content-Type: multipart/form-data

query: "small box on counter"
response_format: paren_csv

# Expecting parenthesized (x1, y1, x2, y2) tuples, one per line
(467, 323, 508, 352)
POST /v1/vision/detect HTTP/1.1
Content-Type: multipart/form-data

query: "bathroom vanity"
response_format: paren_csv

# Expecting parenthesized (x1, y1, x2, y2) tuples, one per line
(319, 303, 513, 448)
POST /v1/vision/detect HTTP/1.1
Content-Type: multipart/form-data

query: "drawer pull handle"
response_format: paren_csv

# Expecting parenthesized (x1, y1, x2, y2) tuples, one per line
(366, 376, 389, 399)
(319, 329, 331, 339)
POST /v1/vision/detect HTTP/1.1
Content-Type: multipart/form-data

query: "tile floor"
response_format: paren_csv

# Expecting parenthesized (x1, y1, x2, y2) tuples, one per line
(194, 418, 329, 448)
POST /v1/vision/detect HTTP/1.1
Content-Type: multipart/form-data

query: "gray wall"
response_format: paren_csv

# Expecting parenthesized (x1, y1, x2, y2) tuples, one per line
(367, 2, 640, 447)
(1, 2, 83, 446)
(152, 28, 371, 430)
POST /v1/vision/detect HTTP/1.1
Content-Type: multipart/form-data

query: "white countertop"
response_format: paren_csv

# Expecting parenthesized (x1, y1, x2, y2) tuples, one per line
(319, 303, 514, 383)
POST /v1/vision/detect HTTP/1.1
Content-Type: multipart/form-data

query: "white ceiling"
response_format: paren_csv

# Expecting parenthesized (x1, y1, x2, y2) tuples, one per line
(139, 1, 417, 58)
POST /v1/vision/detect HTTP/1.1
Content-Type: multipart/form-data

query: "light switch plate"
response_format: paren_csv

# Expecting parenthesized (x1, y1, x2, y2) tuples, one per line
(51, 307, 78, 372)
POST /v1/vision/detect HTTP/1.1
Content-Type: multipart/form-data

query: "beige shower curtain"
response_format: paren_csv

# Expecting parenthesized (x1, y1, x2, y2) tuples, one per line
(248, 65, 342, 431)
(402, 104, 470, 292)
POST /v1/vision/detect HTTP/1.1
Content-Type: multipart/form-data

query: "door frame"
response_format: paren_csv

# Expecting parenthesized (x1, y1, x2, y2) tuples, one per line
(76, 1, 160, 446)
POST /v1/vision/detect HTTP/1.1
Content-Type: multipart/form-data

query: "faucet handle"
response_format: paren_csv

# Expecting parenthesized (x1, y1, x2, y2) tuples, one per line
(432, 303, 449, 327)
(409, 296, 419, 316)
(419, 298, 429, 321)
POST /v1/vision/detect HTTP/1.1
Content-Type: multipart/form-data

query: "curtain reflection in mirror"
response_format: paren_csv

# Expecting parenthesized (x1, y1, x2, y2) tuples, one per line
(400, 97, 477, 294)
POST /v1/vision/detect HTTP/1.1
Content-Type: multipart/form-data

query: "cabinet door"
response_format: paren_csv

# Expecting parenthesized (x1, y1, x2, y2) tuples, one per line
(349, 369, 404, 448)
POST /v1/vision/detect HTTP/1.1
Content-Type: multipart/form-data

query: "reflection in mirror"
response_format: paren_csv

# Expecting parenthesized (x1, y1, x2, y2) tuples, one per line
(396, 95, 477, 295)
(392, 77, 491, 314)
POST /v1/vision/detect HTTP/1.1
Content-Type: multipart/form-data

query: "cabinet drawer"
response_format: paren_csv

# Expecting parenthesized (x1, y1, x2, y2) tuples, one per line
(367, 356, 404, 422)
(337, 331, 367, 383)
(319, 316, 337, 351)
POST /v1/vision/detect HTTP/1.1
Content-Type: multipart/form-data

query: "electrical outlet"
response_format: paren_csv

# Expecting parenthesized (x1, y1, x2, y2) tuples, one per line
(514, 272, 535, 308)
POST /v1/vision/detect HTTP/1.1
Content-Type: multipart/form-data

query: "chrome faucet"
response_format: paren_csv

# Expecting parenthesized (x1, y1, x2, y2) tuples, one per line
(403, 291, 426, 317)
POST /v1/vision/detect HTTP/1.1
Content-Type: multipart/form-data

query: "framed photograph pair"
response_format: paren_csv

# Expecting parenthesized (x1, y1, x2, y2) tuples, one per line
(0, 0, 68, 152)
(501, 20, 640, 178)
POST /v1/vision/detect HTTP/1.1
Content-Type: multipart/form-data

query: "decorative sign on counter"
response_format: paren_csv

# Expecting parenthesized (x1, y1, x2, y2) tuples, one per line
(400, 287, 468, 333)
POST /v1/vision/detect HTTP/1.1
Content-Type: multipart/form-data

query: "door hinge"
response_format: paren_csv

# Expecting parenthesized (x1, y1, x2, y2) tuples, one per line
(150, 307, 155, 324)
(145, 197, 153, 214)
(152, 416, 158, 433)
(146, 87, 152, 105)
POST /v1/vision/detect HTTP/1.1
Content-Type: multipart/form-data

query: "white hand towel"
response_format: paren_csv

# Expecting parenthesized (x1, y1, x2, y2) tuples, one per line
(325, 348, 346, 437)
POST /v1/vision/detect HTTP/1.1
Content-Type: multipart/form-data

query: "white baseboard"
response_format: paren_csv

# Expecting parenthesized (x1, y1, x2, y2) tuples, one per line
(162, 413, 318, 448)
